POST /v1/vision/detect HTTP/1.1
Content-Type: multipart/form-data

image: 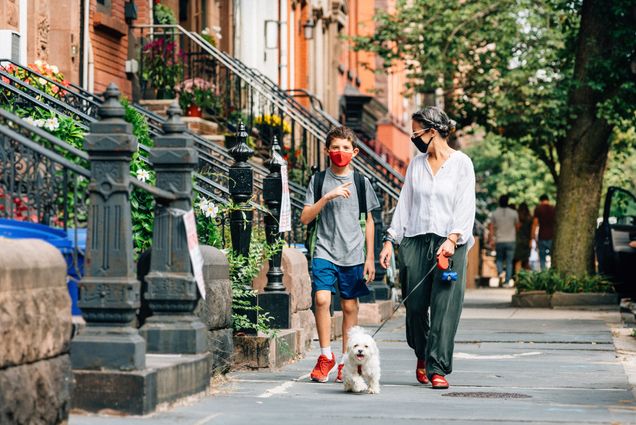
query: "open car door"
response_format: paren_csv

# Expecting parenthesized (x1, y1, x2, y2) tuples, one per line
(595, 186, 636, 298)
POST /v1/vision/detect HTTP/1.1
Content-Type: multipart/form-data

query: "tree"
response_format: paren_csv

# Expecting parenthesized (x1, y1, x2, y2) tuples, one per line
(353, 0, 636, 275)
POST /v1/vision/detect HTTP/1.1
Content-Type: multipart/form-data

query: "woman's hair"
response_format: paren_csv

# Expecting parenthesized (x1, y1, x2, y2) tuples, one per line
(411, 106, 457, 138)
(518, 202, 531, 222)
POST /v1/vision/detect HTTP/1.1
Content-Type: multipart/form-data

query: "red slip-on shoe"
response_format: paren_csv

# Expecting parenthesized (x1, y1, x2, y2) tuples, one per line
(310, 353, 336, 383)
(416, 359, 429, 384)
(335, 363, 344, 383)
(431, 374, 449, 389)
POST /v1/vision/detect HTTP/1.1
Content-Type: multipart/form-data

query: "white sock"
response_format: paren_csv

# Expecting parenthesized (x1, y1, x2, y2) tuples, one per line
(339, 356, 345, 365)
(320, 347, 332, 357)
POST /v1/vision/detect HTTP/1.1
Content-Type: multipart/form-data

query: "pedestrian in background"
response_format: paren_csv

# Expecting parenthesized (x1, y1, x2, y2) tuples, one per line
(531, 194, 556, 270)
(488, 194, 519, 287)
(379, 106, 475, 390)
(514, 202, 532, 275)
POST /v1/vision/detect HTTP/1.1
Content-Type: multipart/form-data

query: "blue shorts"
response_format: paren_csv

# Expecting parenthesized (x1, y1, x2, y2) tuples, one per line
(312, 258, 370, 300)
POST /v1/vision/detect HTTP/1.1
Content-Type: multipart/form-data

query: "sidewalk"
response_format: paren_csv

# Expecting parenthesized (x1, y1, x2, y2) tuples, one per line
(70, 289, 636, 425)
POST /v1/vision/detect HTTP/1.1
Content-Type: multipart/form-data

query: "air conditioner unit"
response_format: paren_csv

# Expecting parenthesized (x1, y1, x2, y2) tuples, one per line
(0, 30, 21, 62)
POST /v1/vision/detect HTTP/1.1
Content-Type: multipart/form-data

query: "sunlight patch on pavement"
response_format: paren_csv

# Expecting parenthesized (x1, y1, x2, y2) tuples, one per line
(454, 351, 543, 360)
(257, 381, 295, 398)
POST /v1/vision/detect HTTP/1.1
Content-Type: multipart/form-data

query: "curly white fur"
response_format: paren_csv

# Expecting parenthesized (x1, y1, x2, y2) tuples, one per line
(343, 326, 381, 394)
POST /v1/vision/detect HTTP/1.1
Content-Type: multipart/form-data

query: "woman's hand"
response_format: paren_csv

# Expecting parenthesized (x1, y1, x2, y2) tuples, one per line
(437, 239, 456, 257)
(379, 241, 393, 269)
(324, 182, 352, 201)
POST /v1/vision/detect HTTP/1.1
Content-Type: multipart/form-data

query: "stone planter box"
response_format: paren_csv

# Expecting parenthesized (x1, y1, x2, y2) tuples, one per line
(511, 290, 551, 308)
(550, 292, 619, 308)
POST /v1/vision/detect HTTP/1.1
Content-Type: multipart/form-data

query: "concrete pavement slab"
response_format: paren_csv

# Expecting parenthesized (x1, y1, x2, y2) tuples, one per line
(70, 289, 636, 425)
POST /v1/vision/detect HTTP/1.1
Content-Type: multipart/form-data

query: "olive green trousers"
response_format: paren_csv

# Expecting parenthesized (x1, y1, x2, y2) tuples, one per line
(398, 233, 467, 378)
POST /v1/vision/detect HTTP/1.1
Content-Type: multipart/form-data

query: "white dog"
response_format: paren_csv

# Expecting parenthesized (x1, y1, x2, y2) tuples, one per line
(342, 326, 381, 394)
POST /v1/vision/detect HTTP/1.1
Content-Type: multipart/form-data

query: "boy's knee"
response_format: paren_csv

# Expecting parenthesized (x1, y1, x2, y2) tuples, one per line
(314, 292, 332, 309)
(340, 299, 358, 315)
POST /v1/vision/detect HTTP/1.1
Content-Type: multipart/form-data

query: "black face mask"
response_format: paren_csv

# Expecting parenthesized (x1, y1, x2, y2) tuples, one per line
(411, 135, 434, 153)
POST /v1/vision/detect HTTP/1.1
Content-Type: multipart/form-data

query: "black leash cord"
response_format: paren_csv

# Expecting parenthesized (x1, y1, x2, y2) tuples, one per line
(371, 262, 438, 338)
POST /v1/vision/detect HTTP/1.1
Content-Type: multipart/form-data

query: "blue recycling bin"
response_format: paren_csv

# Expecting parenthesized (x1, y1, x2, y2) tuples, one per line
(0, 219, 85, 315)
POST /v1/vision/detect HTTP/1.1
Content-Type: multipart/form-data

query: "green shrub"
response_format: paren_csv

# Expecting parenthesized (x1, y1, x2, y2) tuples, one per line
(516, 270, 614, 294)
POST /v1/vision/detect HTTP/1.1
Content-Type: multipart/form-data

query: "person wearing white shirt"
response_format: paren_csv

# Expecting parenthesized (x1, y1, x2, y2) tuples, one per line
(379, 106, 476, 390)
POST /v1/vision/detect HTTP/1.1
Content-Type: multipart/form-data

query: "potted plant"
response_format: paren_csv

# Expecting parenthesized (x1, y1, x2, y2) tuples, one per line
(141, 37, 183, 99)
(254, 114, 291, 145)
(175, 78, 217, 118)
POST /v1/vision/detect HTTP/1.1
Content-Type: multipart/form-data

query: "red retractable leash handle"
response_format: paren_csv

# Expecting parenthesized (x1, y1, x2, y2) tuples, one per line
(436, 253, 451, 270)
(371, 252, 453, 338)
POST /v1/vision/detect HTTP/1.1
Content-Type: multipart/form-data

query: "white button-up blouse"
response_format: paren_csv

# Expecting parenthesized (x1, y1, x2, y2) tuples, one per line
(387, 150, 476, 248)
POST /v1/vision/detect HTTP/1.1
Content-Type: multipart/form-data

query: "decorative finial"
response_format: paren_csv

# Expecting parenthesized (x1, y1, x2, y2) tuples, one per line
(98, 83, 124, 120)
(163, 101, 186, 134)
(229, 121, 254, 162)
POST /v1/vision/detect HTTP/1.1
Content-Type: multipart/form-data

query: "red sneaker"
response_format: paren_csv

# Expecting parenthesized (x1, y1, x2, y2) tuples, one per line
(431, 374, 449, 389)
(416, 359, 429, 384)
(335, 363, 344, 383)
(310, 353, 336, 383)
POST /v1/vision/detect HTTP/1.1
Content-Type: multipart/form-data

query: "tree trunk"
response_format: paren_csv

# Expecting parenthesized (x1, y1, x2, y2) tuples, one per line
(553, 125, 611, 274)
(552, 0, 615, 275)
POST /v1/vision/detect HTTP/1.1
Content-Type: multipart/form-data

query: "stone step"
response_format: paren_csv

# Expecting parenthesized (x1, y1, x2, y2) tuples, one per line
(138, 99, 175, 117)
(358, 300, 395, 326)
(201, 134, 226, 145)
(233, 328, 298, 369)
(72, 353, 210, 415)
(182, 117, 220, 135)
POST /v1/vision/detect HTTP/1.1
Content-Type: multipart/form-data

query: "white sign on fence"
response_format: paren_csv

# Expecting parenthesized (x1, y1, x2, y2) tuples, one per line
(279, 164, 291, 233)
(183, 209, 206, 300)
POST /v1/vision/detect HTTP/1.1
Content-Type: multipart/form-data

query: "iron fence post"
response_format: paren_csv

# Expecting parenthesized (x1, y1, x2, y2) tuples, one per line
(140, 103, 206, 353)
(258, 136, 291, 329)
(229, 122, 257, 334)
(70, 84, 146, 371)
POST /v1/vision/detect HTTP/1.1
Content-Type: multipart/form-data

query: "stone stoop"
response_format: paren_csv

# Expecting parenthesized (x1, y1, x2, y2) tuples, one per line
(233, 329, 298, 369)
(358, 300, 395, 326)
(71, 353, 211, 416)
(138, 99, 175, 117)
(182, 117, 220, 135)
(330, 311, 344, 339)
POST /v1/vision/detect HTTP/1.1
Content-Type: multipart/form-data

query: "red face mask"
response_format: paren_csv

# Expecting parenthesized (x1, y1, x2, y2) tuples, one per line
(329, 150, 353, 167)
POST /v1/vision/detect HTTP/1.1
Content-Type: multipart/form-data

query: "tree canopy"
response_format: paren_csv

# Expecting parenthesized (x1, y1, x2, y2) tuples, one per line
(354, 0, 636, 275)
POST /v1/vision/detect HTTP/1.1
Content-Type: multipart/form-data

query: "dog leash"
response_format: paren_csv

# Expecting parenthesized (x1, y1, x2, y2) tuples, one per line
(371, 261, 439, 338)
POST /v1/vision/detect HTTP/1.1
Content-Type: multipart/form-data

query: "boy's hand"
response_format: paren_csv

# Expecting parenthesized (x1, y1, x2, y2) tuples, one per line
(364, 258, 375, 283)
(324, 182, 352, 201)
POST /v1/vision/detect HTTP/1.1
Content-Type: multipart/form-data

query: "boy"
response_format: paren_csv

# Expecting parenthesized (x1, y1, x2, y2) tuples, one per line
(300, 126, 380, 383)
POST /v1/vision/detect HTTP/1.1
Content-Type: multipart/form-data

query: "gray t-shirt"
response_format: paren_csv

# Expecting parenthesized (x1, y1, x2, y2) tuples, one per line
(491, 207, 519, 243)
(304, 169, 380, 266)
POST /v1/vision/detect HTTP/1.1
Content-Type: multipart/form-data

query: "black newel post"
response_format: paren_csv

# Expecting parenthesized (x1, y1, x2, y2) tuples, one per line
(140, 103, 206, 353)
(229, 122, 257, 333)
(370, 177, 390, 300)
(71, 84, 146, 371)
(258, 136, 291, 329)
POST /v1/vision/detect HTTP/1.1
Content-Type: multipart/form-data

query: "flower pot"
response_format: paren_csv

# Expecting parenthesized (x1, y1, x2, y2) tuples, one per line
(186, 105, 203, 118)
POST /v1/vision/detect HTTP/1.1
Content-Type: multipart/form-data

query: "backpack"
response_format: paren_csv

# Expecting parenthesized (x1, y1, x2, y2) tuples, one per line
(305, 170, 367, 257)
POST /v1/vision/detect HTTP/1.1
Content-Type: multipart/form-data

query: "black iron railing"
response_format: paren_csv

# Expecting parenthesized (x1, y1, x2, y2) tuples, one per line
(132, 25, 402, 224)
(0, 59, 307, 244)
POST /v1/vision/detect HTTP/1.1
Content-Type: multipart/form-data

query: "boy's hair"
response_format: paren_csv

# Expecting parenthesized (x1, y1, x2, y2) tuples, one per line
(539, 194, 549, 202)
(326, 126, 357, 149)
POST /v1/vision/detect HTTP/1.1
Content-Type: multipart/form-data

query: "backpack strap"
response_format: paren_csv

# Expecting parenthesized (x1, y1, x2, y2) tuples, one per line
(353, 170, 367, 218)
(313, 170, 326, 204)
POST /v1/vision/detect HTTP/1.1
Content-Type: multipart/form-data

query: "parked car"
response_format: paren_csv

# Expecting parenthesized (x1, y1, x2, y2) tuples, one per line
(595, 186, 636, 298)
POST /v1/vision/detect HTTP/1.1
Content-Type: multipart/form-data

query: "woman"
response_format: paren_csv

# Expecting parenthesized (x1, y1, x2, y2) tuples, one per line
(379, 106, 475, 390)
(514, 202, 532, 274)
